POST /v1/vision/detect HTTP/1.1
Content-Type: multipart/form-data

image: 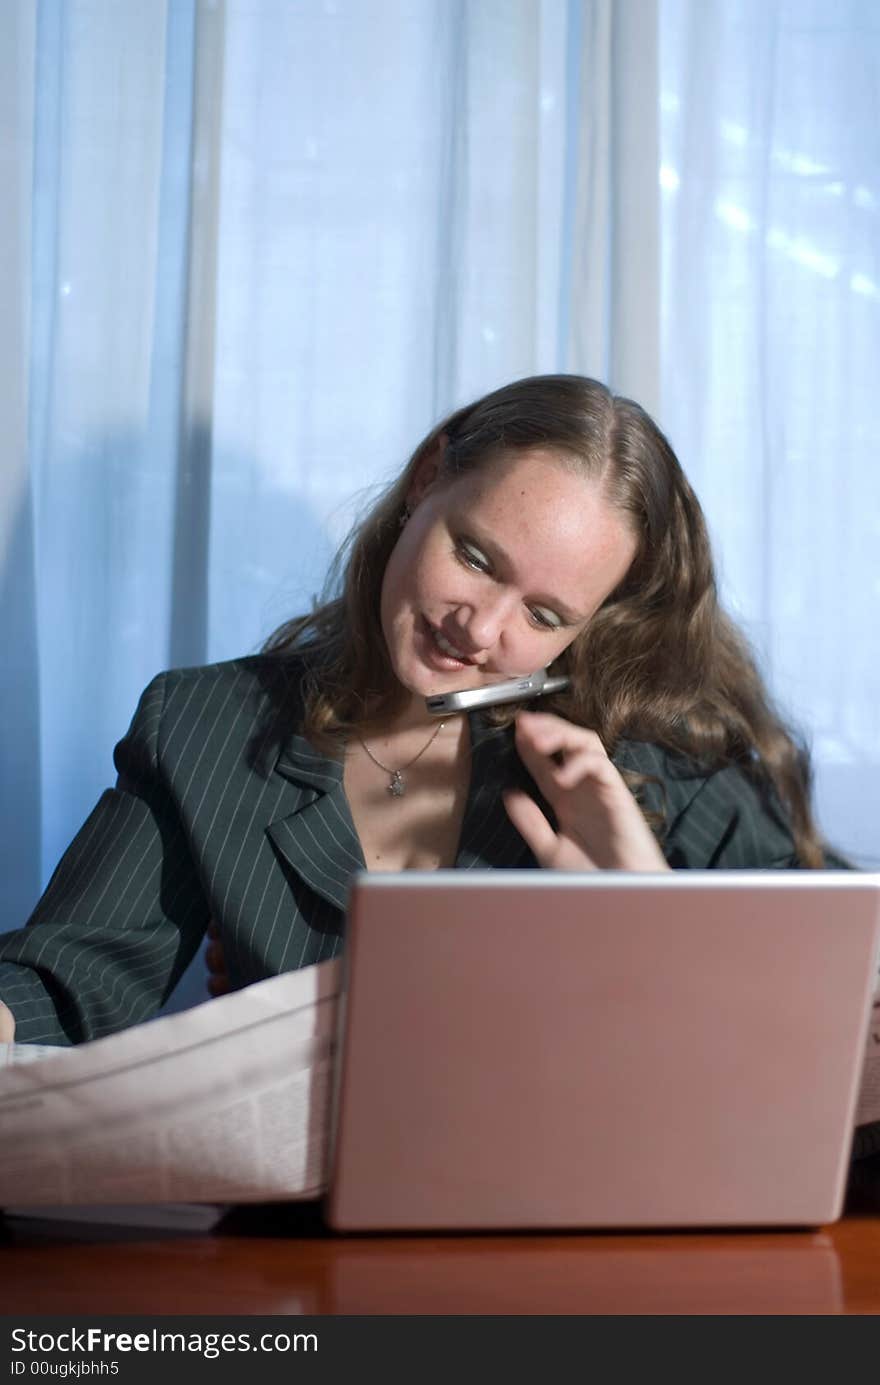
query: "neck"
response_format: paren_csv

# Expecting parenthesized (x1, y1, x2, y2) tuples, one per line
(362, 691, 459, 740)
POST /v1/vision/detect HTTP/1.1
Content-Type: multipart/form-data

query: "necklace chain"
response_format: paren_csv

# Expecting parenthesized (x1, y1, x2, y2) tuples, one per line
(356, 721, 446, 797)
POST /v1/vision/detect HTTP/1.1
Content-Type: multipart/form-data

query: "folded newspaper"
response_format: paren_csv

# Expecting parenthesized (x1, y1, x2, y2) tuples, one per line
(1, 965, 879, 1216)
(0, 959, 341, 1213)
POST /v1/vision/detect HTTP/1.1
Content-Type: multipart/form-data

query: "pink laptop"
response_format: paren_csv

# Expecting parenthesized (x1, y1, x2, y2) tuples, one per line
(327, 872, 880, 1231)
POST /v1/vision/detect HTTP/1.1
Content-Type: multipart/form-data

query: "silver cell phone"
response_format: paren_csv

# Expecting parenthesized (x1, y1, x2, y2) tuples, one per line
(425, 669, 571, 715)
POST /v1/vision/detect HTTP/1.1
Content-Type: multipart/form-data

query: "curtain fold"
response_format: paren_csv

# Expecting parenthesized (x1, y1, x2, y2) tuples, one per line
(27, 1, 181, 878)
(169, 0, 223, 669)
(0, 0, 40, 928)
(568, 0, 660, 411)
(661, 0, 880, 864)
(0, 0, 875, 1013)
(2, 0, 662, 1010)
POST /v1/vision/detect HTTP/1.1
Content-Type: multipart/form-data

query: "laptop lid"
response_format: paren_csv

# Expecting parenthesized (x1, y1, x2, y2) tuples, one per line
(327, 872, 880, 1231)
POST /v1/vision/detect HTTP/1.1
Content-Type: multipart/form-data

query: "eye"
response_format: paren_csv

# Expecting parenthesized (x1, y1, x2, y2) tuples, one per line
(456, 538, 564, 630)
(528, 606, 563, 631)
(455, 540, 491, 574)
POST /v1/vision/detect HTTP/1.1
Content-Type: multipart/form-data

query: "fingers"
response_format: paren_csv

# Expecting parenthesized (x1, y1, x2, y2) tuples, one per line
(515, 711, 608, 764)
(503, 788, 601, 871)
(509, 711, 667, 871)
(205, 938, 226, 974)
(550, 748, 621, 796)
(205, 920, 231, 997)
(206, 954, 230, 995)
(0, 999, 15, 1043)
(514, 711, 616, 800)
(502, 788, 559, 867)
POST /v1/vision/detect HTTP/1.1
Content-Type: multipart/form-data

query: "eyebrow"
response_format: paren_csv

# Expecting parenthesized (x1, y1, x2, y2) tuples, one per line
(459, 527, 589, 625)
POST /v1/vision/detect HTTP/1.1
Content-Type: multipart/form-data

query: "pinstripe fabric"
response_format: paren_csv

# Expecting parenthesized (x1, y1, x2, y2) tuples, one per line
(0, 654, 839, 1050)
(3, 653, 875, 1160)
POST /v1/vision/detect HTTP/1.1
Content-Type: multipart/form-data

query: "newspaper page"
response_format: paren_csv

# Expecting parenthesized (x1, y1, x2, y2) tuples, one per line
(0, 959, 340, 1209)
(1, 1042, 67, 1067)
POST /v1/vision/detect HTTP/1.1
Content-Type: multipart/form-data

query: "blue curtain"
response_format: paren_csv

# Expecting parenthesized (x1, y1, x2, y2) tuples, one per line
(1, 0, 876, 1015)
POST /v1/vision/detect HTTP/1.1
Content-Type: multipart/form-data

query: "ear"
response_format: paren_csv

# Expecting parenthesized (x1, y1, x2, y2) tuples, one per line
(406, 432, 448, 509)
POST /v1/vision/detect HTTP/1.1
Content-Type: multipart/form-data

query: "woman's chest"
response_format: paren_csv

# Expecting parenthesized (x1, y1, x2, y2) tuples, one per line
(343, 753, 470, 872)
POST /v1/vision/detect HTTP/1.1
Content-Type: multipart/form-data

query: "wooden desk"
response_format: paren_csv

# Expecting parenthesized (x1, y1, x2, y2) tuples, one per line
(3, 1200, 880, 1315)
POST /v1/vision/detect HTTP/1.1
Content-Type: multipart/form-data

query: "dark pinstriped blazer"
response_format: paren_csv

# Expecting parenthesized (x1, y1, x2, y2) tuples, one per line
(5, 654, 877, 1161)
(0, 652, 844, 1040)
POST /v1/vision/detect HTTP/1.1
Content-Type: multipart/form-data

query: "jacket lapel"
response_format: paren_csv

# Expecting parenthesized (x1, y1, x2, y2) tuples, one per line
(266, 715, 532, 910)
(455, 714, 534, 871)
(266, 733, 364, 912)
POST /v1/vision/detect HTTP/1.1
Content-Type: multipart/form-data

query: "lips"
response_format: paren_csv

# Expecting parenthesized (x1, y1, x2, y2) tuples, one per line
(432, 626, 472, 661)
(420, 617, 477, 668)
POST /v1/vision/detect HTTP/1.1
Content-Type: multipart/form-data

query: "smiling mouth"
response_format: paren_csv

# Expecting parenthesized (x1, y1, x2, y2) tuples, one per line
(425, 620, 477, 665)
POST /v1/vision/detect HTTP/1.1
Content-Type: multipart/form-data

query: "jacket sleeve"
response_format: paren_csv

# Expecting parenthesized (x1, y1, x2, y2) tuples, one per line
(660, 763, 801, 868)
(0, 674, 210, 1044)
(658, 760, 854, 870)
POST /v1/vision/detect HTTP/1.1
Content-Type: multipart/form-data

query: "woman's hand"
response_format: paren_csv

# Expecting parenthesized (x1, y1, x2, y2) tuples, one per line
(205, 920, 231, 997)
(503, 711, 670, 872)
(0, 999, 15, 1043)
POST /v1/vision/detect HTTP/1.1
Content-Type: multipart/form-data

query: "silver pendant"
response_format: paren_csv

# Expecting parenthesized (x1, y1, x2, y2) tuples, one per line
(388, 771, 405, 796)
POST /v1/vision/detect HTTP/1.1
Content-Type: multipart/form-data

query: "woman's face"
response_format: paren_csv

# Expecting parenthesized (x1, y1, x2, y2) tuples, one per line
(379, 448, 638, 701)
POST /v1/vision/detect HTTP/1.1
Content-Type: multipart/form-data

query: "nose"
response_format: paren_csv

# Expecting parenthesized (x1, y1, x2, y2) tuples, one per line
(451, 588, 520, 656)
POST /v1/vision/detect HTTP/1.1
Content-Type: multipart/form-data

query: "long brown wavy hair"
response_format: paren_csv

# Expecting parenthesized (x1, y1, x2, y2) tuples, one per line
(265, 374, 826, 866)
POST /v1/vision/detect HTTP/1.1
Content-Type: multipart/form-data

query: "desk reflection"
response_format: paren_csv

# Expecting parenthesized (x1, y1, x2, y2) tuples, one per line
(325, 1234, 842, 1315)
(0, 1215, 846, 1316)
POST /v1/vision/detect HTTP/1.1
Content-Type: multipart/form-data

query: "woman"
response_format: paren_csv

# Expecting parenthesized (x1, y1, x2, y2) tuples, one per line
(0, 374, 840, 1051)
